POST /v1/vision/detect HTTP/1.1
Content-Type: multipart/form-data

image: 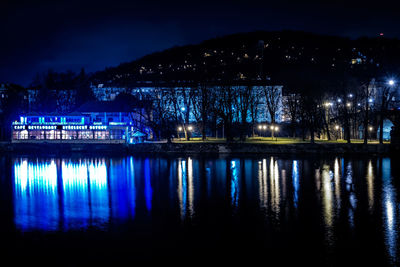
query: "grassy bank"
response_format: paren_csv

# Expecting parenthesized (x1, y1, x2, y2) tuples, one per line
(172, 137, 390, 145)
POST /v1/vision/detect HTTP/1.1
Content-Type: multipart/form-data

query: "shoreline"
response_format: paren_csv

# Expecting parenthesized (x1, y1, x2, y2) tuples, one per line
(0, 141, 395, 156)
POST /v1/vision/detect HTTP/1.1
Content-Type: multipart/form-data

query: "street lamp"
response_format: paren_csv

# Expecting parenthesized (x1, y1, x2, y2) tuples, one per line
(188, 126, 193, 131)
(368, 126, 374, 142)
(177, 126, 183, 140)
(334, 125, 342, 140)
(388, 79, 395, 86)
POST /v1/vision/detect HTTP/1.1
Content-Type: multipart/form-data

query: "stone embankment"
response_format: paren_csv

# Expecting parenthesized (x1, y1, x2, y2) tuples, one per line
(0, 141, 393, 155)
(127, 142, 391, 155)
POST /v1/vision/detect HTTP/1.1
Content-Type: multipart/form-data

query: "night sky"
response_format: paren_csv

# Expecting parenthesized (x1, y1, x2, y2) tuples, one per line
(2, 0, 400, 86)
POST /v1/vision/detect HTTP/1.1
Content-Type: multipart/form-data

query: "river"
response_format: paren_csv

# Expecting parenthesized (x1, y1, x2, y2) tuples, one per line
(0, 155, 399, 266)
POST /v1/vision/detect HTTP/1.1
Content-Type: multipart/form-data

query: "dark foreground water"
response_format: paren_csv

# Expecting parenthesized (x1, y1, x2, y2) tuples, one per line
(0, 155, 399, 266)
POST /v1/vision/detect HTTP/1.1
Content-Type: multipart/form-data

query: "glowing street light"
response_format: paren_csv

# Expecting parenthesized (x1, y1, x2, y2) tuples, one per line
(388, 79, 395, 86)
(262, 125, 267, 130)
(178, 127, 183, 131)
(337, 98, 342, 103)
(181, 107, 186, 111)
(349, 94, 353, 98)
(188, 126, 193, 131)
(346, 102, 351, 107)
(258, 125, 262, 130)
(369, 126, 373, 131)
(335, 125, 340, 130)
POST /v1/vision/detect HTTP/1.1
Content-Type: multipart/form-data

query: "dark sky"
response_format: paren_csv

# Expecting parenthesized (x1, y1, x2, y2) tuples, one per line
(2, 0, 400, 85)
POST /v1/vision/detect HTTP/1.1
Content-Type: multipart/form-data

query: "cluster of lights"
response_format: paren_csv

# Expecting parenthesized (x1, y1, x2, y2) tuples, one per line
(177, 126, 193, 131)
(258, 125, 279, 131)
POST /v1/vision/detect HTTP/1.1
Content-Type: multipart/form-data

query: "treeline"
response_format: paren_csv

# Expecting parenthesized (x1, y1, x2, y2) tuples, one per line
(132, 67, 399, 144)
(30, 68, 95, 112)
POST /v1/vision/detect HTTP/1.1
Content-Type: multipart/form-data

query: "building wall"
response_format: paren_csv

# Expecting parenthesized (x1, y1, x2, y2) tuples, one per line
(90, 84, 284, 123)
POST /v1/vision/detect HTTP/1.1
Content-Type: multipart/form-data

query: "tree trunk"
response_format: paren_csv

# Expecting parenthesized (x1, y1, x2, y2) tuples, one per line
(326, 123, 331, 141)
(310, 127, 315, 143)
(201, 122, 206, 141)
(363, 99, 369, 144)
(379, 114, 384, 144)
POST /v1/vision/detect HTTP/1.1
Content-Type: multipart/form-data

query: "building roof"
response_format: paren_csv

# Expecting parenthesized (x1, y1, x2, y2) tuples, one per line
(76, 99, 136, 113)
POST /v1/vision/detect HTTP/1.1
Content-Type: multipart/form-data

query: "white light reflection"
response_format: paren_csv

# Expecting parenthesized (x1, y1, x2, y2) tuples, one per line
(366, 160, 374, 212)
(345, 162, 356, 228)
(321, 165, 334, 228)
(177, 158, 194, 220)
(334, 158, 341, 210)
(382, 158, 398, 264)
(188, 157, 194, 218)
(258, 159, 268, 210)
(270, 157, 280, 218)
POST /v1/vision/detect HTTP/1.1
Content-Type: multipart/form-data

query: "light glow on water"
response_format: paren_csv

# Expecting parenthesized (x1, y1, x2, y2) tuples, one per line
(292, 160, 299, 208)
(270, 157, 280, 218)
(13, 158, 141, 231)
(10, 155, 400, 266)
(230, 160, 239, 208)
(382, 158, 398, 264)
(14, 159, 59, 231)
(258, 159, 268, 210)
(366, 160, 374, 211)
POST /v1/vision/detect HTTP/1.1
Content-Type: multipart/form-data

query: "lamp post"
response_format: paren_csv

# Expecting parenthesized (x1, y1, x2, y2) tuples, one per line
(274, 126, 279, 141)
(258, 125, 262, 137)
(334, 125, 342, 140)
(324, 102, 333, 140)
(177, 126, 183, 140)
(369, 126, 373, 142)
(270, 125, 279, 141)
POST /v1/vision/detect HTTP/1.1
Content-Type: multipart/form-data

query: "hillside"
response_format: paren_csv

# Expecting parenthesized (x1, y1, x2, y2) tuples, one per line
(90, 31, 400, 87)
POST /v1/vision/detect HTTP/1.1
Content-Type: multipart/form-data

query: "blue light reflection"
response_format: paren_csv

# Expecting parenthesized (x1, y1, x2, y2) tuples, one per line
(13, 158, 140, 231)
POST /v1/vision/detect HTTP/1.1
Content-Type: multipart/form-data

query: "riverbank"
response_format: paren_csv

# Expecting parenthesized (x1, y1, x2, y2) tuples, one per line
(0, 141, 394, 155)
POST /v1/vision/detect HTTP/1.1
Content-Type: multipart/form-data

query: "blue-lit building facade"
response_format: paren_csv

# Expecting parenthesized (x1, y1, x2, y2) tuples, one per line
(12, 114, 126, 143)
(12, 101, 149, 144)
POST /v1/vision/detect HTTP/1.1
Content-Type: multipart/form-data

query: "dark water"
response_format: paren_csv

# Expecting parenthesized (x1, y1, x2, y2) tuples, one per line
(1, 155, 400, 266)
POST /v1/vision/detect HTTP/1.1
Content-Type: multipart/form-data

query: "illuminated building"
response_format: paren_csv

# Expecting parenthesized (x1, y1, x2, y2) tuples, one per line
(11, 100, 148, 144)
